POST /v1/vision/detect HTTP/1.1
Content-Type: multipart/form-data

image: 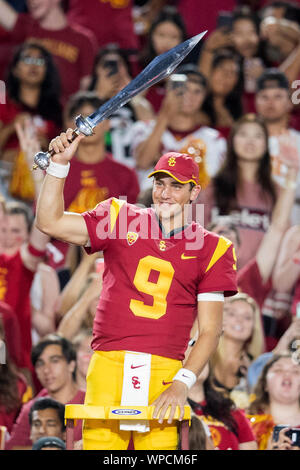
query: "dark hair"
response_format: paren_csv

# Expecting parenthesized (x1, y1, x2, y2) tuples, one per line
(175, 64, 207, 89)
(7, 42, 62, 127)
(29, 397, 66, 431)
(212, 113, 276, 214)
(248, 353, 299, 414)
(31, 334, 76, 371)
(188, 373, 239, 437)
(65, 91, 105, 121)
(178, 415, 207, 450)
(231, 7, 260, 34)
(0, 317, 21, 413)
(140, 6, 187, 67)
(6, 200, 33, 233)
(202, 49, 244, 126)
(256, 68, 289, 92)
(88, 44, 132, 92)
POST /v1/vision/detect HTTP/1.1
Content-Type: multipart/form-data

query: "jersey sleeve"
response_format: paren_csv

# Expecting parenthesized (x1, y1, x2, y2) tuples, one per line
(198, 236, 238, 297)
(81, 197, 126, 254)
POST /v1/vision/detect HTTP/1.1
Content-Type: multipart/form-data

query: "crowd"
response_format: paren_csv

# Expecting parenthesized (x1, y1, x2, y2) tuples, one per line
(0, 0, 300, 451)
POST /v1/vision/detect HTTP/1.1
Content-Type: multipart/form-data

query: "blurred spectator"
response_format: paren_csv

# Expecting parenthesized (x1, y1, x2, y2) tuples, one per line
(72, 329, 93, 391)
(5, 334, 84, 449)
(247, 317, 300, 391)
(138, 6, 187, 112)
(255, 68, 300, 224)
(63, 91, 140, 213)
(247, 353, 300, 449)
(0, 315, 32, 436)
(272, 225, 300, 318)
(184, 414, 214, 450)
(131, 65, 226, 191)
(29, 397, 66, 445)
(0, 302, 22, 368)
(195, 113, 277, 269)
(187, 363, 257, 449)
(201, 49, 244, 138)
(210, 293, 265, 408)
(88, 44, 154, 168)
(67, 0, 138, 52)
(57, 272, 102, 341)
(0, 42, 62, 200)
(0, 201, 50, 374)
(0, 0, 97, 104)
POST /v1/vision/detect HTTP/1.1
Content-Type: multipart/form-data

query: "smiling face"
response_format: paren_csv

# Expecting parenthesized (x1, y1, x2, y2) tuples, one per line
(223, 299, 255, 343)
(266, 357, 300, 405)
(152, 174, 200, 223)
(233, 121, 267, 162)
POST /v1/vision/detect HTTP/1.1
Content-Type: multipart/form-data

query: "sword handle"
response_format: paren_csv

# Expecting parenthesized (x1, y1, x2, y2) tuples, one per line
(32, 129, 80, 171)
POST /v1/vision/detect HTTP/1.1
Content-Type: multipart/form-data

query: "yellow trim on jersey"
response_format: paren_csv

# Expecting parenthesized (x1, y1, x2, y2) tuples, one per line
(110, 198, 126, 233)
(148, 170, 198, 186)
(205, 236, 232, 273)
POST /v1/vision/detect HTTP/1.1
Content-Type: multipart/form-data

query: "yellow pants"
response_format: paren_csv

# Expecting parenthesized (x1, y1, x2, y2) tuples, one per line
(83, 350, 182, 450)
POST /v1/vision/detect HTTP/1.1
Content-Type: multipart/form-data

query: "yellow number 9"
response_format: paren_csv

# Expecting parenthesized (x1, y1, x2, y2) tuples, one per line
(130, 255, 174, 320)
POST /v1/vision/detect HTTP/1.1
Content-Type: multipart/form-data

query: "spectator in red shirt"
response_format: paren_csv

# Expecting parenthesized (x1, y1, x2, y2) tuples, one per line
(187, 362, 257, 450)
(5, 334, 85, 449)
(0, 0, 97, 104)
(0, 42, 62, 200)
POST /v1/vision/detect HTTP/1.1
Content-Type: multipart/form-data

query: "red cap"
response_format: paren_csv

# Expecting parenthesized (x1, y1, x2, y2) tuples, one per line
(148, 152, 199, 185)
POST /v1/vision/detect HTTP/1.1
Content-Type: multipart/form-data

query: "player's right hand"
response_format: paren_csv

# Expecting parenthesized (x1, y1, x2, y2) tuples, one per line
(49, 128, 85, 165)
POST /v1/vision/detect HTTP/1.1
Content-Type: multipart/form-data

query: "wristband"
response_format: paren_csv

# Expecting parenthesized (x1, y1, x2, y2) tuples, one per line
(28, 244, 47, 258)
(172, 368, 197, 389)
(46, 160, 70, 179)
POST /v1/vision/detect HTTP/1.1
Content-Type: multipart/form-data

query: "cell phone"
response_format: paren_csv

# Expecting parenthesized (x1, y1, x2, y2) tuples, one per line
(168, 73, 187, 92)
(296, 302, 300, 319)
(103, 59, 119, 77)
(273, 425, 300, 446)
(217, 11, 233, 30)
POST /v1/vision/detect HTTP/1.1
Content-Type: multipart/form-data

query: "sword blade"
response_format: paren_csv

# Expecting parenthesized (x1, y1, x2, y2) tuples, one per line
(87, 31, 207, 128)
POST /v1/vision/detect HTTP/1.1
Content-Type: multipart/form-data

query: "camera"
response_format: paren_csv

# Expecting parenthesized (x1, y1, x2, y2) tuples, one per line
(167, 74, 187, 93)
(273, 425, 300, 447)
(103, 59, 119, 77)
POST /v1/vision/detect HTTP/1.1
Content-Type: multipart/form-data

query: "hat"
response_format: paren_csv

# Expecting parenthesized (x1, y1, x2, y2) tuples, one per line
(148, 152, 199, 185)
(32, 436, 66, 450)
(257, 68, 289, 91)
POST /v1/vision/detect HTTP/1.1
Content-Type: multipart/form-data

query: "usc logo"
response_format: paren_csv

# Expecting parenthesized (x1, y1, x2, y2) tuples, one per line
(132, 376, 141, 389)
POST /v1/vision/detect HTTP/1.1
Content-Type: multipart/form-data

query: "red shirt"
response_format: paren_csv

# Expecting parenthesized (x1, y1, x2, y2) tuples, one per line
(8, 14, 97, 104)
(0, 251, 34, 369)
(82, 198, 237, 360)
(5, 388, 85, 449)
(0, 97, 58, 151)
(63, 155, 140, 212)
(0, 301, 22, 368)
(192, 400, 255, 450)
(67, 0, 138, 50)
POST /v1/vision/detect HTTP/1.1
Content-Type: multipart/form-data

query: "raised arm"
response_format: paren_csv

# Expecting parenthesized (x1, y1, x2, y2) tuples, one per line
(0, 0, 18, 30)
(36, 129, 89, 246)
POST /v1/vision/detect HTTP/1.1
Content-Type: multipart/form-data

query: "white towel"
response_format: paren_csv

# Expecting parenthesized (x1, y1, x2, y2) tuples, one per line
(120, 351, 151, 432)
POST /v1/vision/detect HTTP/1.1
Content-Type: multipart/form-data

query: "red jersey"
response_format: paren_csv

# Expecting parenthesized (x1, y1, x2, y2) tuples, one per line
(8, 14, 97, 104)
(192, 400, 255, 450)
(82, 198, 237, 360)
(0, 251, 34, 369)
(63, 155, 140, 212)
(67, 0, 138, 50)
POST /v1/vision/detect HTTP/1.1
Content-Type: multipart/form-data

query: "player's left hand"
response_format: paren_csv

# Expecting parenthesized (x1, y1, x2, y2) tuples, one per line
(151, 381, 188, 425)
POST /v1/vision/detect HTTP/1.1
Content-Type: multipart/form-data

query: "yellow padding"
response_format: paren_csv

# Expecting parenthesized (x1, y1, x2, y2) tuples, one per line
(65, 405, 191, 426)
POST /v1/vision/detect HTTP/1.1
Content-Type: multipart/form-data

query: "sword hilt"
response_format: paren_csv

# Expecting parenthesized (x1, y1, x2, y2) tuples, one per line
(32, 115, 94, 171)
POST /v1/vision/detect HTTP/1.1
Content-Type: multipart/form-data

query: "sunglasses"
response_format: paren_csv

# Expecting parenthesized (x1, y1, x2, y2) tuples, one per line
(20, 56, 46, 66)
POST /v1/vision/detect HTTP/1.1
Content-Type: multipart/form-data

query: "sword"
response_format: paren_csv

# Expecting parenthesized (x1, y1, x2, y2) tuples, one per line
(32, 30, 207, 170)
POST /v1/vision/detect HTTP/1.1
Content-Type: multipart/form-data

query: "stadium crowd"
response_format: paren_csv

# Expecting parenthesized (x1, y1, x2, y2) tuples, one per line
(0, 0, 300, 451)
